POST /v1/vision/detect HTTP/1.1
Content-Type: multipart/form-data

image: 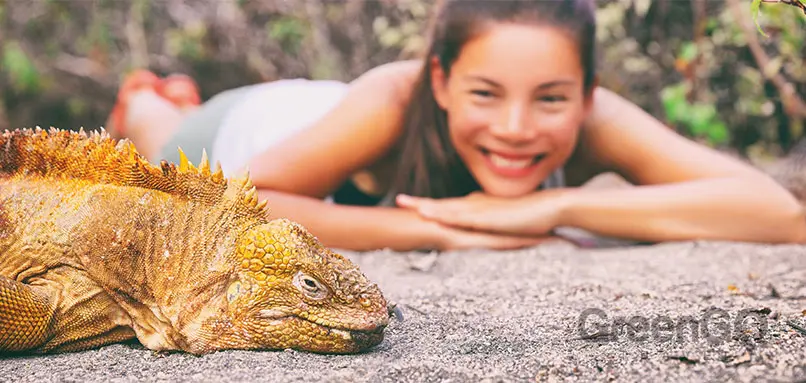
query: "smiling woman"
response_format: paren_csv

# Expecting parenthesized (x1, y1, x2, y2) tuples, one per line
(107, 0, 806, 251)
(421, 23, 591, 198)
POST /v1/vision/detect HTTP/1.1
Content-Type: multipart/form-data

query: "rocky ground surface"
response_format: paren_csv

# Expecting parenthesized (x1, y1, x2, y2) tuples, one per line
(2, 240, 805, 382)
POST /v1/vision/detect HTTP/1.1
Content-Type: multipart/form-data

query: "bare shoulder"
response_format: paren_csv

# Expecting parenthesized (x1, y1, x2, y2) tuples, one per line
(361, 59, 421, 80)
(566, 87, 765, 187)
(358, 59, 422, 103)
(247, 59, 425, 198)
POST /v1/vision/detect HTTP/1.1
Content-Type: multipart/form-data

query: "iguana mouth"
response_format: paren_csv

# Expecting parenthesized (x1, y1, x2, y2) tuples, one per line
(259, 308, 386, 350)
(310, 318, 387, 347)
(297, 316, 387, 352)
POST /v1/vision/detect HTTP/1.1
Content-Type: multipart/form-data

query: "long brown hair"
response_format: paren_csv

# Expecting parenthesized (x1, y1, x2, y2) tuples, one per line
(389, 0, 598, 199)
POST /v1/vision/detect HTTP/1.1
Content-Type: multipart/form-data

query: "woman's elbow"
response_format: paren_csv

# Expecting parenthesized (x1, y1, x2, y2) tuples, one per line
(787, 205, 806, 244)
(775, 199, 806, 244)
(753, 176, 806, 244)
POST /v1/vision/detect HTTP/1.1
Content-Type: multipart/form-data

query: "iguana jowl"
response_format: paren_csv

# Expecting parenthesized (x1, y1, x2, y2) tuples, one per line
(0, 127, 391, 355)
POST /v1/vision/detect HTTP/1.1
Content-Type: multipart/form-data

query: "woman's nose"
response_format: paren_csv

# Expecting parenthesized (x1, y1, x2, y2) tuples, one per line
(489, 103, 536, 143)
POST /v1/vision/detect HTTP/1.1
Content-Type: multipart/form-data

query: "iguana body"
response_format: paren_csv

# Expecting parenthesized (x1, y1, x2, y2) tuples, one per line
(0, 127, 390, 355)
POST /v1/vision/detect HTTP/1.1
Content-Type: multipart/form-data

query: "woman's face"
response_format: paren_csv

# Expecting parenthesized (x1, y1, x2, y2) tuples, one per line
(431, 23, 594, 197)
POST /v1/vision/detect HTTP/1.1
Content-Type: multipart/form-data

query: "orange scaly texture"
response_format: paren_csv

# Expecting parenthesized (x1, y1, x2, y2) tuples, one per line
(0, 127, 391, 355)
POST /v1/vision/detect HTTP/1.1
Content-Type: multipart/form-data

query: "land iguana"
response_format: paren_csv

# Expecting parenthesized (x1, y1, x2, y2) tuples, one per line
(0, 127, 394, 355)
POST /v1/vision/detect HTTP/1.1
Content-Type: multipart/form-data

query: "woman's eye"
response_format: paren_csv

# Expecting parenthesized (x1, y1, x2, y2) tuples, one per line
(539, 95, 567, 103)
(471, 90, 494, 98)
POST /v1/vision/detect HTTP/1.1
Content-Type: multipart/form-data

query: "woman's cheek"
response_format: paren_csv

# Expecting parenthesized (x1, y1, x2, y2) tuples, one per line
(453, 103, 497, 135)
(533, 108, 584, 139)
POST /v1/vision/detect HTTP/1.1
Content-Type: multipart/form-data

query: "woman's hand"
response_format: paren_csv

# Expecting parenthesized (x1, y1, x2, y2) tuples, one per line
(417, 214, 571, 251)
(396, 189, 570, 237)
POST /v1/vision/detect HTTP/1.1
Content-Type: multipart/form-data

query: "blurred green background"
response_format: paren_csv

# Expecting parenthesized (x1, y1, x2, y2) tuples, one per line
(0, 0, 804, 163)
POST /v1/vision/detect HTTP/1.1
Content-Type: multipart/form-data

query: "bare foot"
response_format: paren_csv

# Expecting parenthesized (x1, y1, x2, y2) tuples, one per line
(106, 70, 202, 161)
(156, 74, 202, 111)
(106, 70, 161, 140)
(121, 90, 186, 161)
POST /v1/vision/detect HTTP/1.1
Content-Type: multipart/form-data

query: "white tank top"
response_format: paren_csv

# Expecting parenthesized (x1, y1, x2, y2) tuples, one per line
(210, 78, 350, 177)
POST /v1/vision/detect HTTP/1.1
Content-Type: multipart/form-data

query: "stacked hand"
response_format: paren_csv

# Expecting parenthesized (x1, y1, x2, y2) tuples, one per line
(396, 190, 571, 250)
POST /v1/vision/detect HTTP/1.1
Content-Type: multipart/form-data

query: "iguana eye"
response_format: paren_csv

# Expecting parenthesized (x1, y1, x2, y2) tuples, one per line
(293, 271, 328, 300)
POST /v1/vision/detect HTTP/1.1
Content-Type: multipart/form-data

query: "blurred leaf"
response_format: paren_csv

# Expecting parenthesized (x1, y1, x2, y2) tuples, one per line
(661, 83, 689, 122)
(165, 22, 208, 60)
(707, 121, 730, 144)
(679, 41, 698, 62)
(379, 28, 403, 47)
(67, 98, 88, 117)
(1, 42, 41, 94)
(689, 104, 717, 135)
(268, 17, 307, 55)
(751, 0, 768, 37)
(705, 17, 719, 34)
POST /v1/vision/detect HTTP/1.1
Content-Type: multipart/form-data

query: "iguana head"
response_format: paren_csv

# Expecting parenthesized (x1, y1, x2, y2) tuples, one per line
(195, 218, 391, 354)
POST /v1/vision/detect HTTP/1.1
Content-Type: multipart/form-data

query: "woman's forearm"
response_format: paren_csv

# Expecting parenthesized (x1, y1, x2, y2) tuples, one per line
(556, 177, 806, 244)
(256, 189, 441, 251)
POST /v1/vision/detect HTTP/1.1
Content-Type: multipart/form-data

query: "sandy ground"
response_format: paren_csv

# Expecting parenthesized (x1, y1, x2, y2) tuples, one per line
(2, 240, 806, 382)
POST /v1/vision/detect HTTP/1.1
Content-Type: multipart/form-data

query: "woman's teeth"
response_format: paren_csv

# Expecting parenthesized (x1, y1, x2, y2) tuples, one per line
(488, 153, 535, 169)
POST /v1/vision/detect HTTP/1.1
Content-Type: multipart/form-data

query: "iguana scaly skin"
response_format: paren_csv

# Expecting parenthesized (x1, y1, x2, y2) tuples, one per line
(0, 127, 391, 355)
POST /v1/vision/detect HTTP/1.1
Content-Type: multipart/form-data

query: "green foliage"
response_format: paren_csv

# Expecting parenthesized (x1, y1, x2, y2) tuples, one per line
(165, 22, 208, 60)
(372, 0, 429, 56)
(661, 83, 730, 145)
(679, 41, 698, 62)
(1, 41, 41, 94)
(752, 0, 806, 39)
(268, 16, 307, 55)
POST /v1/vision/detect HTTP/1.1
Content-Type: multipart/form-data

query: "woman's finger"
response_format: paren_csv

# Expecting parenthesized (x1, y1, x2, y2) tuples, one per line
(395, 194, 433, 209)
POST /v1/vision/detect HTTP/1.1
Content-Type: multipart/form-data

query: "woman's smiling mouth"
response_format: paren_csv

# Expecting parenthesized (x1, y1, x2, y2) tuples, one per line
(479, 147, 547, 177)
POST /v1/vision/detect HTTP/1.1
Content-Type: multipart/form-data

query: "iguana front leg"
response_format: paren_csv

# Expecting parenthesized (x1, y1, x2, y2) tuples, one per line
(0, 275, 56, 352)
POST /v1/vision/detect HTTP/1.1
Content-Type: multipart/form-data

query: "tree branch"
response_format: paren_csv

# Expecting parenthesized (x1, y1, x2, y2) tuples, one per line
(761, 0, 806, 15)
(726, 0, 806, 118)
